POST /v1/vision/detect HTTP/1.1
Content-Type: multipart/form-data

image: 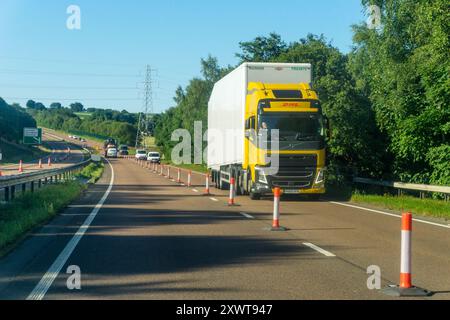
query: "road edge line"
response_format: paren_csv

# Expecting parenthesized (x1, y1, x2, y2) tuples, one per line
(26, 158, 115, 300)
(330, 201, 450, 229)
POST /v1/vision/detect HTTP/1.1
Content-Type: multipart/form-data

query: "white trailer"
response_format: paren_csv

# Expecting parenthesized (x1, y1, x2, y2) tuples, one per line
(207, 62, 313, 170)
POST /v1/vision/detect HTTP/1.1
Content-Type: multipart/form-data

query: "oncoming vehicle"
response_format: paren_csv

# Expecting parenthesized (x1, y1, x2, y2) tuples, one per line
(135, 150, 147, 160)
(147, 152, 161, 164)
(106, 148, 118, 158)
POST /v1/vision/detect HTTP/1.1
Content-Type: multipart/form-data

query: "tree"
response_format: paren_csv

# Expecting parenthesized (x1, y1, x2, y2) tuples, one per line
(70, 102, 84, 113)
(50, 102, 62, 109)
(236, 33, 288, 62)
(352, 0, 450, 183)
(26, 100, 36, 109)
(35, 102, 46, 111)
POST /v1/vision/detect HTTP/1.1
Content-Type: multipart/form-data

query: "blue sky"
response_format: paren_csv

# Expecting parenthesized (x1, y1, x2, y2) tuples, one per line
(0, 0, 368, 113)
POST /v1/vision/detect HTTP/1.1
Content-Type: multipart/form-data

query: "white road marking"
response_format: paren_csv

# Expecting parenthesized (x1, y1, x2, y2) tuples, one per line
(192, 189, 199, 193)
(240, 212, 254, 219)
(210, 197, 219, 202)
(303, 242, 336, 257)
(330, 202, 450, 230)
(27, 159, 115, 301)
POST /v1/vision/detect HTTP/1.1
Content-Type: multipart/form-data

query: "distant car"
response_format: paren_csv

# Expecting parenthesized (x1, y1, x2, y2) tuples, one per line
(147, 152, 161, 164)
(81, 138, 86, 142)
(118, 145, 129, 156)
(72, 135, 78, 140)
(135, 150, 147, 160)
(106, 148, 118, 158)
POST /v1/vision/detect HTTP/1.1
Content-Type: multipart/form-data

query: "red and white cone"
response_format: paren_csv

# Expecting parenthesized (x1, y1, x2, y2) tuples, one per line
(18, 160, 24, 173)
(228, 177, 237, 206)
(270, 188, 286, 231)
(382, 213, 430, 297)
(188, 171, 192, 187)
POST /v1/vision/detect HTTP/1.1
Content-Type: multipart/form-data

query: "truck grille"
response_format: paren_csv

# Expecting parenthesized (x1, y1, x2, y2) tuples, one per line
(270, 167, 316, 189)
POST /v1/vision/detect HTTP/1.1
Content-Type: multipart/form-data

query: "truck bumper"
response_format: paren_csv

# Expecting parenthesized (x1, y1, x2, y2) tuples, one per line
(253, 182, 325, 195)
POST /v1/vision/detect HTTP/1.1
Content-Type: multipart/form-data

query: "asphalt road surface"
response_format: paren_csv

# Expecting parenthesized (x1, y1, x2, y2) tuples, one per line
(0, 152, 449, 300)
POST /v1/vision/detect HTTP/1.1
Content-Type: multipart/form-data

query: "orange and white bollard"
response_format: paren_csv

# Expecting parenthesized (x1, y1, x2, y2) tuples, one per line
(48, 157, 52, 167)
(228, 177, 237, 206)
(382, 213, 430, 297)
(18, 160, 23, 173)
(160, 164, 164, 176)
(167, 166, 171, 179)
(203, 173, 211, 195)
(177, 168, 181, 183)
(38, 159, 43, 169)
(188, 171, 192, 187)
(270, 187, 286, 231)
(400, 213, 413, 289)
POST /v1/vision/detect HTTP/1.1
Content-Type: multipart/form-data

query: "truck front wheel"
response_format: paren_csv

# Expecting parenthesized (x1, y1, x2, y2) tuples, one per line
(247, 176, 261, 200)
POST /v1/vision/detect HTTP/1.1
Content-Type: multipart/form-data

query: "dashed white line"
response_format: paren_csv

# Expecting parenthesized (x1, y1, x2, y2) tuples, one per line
(27, 159, 115, 300)
(330, 201, 450, 230)
(240, 212, 254, 219)
(210, 197, 219, 202)
(303, 242, 336, 257)
(192, 189, 199, 193)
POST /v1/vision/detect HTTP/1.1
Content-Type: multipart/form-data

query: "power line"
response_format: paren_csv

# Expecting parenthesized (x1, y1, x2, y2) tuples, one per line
(0, 69, 141, 78)
(3, 97, 140, 102)
(0, 84, 139, 90)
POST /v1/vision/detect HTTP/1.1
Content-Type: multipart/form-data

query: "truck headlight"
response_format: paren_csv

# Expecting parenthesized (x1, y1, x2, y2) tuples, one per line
(256, 167, 268, 184)
(315, 168, 325, 185)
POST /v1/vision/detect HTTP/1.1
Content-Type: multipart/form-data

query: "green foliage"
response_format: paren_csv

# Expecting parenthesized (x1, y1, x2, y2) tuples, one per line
(76, 161, 105, 183)
(154, 56, 232, 160)
(0, 98, 37, 143)
(30, 107, 138, 145)
(352, 0, 450, 184)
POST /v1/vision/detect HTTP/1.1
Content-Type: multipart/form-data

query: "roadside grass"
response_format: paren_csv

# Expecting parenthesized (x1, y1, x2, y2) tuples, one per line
(0, 161, 105, 256)
(351, 193, 450, 220)
(162, 161, 208, 174)
(76, 161, 105, 183)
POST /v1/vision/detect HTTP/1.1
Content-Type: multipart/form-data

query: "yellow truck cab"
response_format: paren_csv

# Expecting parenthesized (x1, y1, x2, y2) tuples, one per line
(208, 63, 326, 200)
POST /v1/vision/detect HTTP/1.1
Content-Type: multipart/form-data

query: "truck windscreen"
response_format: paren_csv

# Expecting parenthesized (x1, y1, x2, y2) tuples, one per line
(258, 113, 324, 143)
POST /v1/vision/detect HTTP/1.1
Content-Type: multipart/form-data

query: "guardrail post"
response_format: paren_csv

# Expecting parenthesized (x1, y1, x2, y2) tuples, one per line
(31, 181, 35, 193)
(11, 185, 15, 200)
(22, 183, 26, 193)
(38, 179, 42, 189)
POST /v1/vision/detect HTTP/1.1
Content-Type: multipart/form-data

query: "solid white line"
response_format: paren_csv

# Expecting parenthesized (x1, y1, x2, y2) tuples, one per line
(240, 212, 254, 219)
(27, 159, 115, 301)
(210, 197, 219, 202)
(330, 201, 450, 230)
(303, 242, 336, 257)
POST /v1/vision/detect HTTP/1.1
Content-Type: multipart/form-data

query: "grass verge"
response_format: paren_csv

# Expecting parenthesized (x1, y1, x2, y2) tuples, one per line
(162, 161, 208, 173)
(76, 161, 105, 183)
(351, 193, 450, 220)
(0, 161, 105, 256)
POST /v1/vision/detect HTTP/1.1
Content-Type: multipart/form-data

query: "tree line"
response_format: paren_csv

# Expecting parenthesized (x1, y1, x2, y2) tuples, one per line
(154, 0, 449, 186)
(27, 103, 138, 146)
